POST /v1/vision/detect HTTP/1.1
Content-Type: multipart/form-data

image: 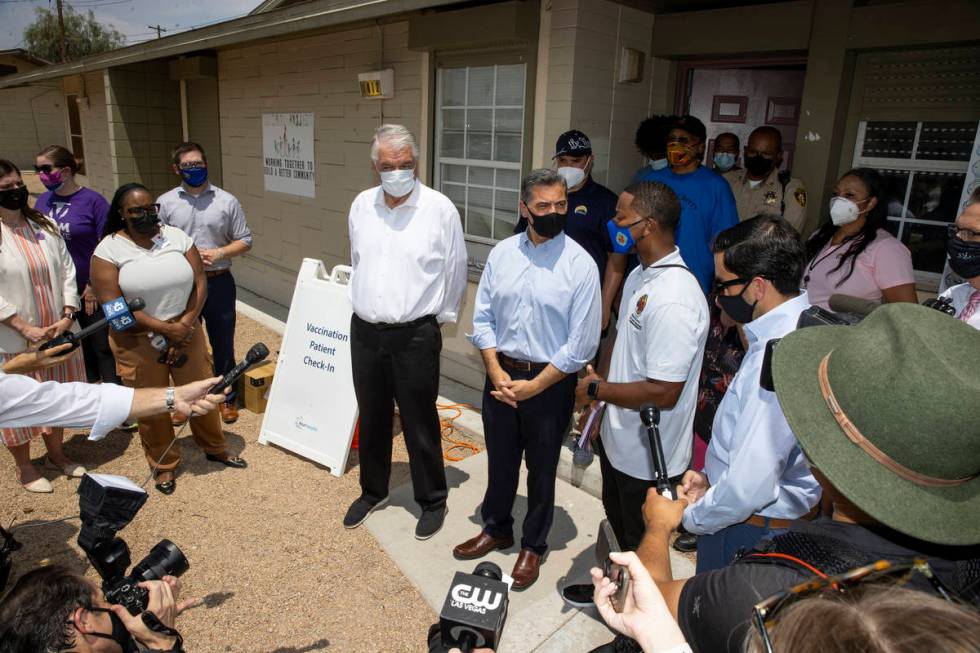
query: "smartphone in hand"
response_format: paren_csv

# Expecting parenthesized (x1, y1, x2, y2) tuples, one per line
(596, 519, 631, 612)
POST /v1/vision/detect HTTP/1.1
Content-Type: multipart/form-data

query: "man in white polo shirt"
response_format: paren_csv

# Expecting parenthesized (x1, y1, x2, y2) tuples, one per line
(562, 181, 708, 607)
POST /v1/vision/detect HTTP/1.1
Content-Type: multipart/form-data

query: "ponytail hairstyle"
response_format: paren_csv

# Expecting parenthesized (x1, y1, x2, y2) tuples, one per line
(104, 182, 150, 238)
(805, 167, 888, 286)
(36, 145, 79, 174)
(0, 159, 59, 235)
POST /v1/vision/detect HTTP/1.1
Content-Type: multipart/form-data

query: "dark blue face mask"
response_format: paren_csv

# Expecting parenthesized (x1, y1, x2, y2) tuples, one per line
(607, 218, 646, 254)
(179, 166, 208, 187)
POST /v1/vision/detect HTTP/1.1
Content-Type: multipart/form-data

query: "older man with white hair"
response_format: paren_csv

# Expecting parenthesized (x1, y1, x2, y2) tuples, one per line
(343, 124, 468, 540)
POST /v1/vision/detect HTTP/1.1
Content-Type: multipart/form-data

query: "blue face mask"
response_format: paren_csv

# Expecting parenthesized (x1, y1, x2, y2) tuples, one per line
(713, 152, 736, 172)
(607, 218, 645, 254)
(179, 166, 208, 187)
(649, 158, 669, 171)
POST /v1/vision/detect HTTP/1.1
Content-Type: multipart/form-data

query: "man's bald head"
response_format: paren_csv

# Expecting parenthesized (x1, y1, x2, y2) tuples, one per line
(747, 126, 783, 153)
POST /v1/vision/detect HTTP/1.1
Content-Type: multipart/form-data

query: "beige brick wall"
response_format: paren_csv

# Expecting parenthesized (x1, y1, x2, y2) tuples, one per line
(106, 61, 182, 198)
(186, 77, 223, 187)
(70, 72, 115, 199)
(217, 21, 424, 304)
(0, 56, 66, 170)
(540, 0, 656, 192)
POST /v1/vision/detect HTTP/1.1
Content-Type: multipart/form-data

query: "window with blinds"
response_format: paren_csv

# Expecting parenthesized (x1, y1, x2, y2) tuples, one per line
(852, 120, 976, 286)
(434, 63, 526, 244)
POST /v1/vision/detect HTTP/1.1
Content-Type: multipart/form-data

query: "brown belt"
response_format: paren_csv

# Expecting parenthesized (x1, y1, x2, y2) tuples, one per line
(206, 269, 230, 278)
(744, 505, 820, 530)
(497, 352, 548, 373)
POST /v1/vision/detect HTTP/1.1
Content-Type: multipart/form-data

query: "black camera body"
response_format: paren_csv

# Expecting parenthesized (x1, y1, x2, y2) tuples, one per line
(91, 537, 189, 615)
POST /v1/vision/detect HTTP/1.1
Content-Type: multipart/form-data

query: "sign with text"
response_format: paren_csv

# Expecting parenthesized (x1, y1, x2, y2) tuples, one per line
(262, 112, 316, 198)
(258, 259, 356, 476)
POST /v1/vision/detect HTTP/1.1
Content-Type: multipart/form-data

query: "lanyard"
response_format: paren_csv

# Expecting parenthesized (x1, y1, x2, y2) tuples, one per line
(803, 243, 846, 287)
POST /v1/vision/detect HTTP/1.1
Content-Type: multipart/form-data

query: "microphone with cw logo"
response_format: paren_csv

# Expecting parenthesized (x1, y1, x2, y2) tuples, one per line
(439, 561, 509, 652)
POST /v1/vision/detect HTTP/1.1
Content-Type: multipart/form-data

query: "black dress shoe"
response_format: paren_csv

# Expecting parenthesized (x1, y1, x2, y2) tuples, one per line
(673, 531, 697, 553)
(155, 479, 176, 495)
(205, 453, 247, 468)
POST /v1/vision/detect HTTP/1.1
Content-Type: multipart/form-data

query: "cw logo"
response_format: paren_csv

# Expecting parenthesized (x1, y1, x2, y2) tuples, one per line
(451, 584, 502, 611)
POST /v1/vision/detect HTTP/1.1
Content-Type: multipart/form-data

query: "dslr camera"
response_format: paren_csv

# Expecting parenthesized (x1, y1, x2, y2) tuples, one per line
(77, 474, 189, 614)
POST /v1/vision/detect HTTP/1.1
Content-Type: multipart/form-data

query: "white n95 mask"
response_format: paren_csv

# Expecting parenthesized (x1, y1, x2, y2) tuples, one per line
(556, 166, 586, 189)
(380, 169, 416, 198)
(829, 196, 861, 226)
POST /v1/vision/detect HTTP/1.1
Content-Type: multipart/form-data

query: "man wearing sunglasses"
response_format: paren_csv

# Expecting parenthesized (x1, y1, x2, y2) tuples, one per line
(629, 302, 979, 653)
(157, 142, 252, 426)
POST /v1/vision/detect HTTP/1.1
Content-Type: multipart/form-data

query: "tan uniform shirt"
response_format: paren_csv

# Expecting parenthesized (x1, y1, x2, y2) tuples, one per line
(723, 168, 807, 232)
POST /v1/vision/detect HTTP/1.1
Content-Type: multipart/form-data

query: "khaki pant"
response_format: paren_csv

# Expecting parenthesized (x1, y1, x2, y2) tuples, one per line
(109, 327, 226, 472)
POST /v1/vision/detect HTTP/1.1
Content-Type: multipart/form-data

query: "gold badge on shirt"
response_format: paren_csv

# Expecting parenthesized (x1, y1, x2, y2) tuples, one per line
(764, 190, 778, 206)
(575, 205, 588, 216)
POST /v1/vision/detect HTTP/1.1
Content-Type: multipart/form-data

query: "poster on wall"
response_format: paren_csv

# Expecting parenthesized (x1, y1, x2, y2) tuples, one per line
(263, 112, 315, 198)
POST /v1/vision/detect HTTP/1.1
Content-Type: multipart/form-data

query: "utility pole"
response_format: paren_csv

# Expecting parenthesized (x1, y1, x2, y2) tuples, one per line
(55, 0, 67, 62)
(148, 24, 168, 39)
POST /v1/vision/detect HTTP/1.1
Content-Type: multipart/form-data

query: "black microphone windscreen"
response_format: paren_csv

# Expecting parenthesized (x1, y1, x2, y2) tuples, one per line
(127, 297, 146, 312)
(639, 403, 658, 427)
(246, 343, 270, 363)
(474, 561, 503, 581)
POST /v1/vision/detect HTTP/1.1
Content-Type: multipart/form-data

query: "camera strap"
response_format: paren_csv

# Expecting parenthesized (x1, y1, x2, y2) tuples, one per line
(142, 611, 185, 653)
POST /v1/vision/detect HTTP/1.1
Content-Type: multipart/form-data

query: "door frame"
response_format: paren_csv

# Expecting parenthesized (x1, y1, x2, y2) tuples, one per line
(674, 54, 808, 115)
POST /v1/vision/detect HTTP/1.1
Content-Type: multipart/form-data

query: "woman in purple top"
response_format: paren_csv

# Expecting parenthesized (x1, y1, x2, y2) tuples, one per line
(34, 145, 121, 386)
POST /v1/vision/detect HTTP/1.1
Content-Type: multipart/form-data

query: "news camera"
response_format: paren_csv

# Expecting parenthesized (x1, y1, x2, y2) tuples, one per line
(77, 474, 189, 615)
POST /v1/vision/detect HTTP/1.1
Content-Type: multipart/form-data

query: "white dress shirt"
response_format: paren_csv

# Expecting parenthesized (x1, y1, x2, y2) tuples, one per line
(682, 292, 822, 535)
(469, 230, 601, 373)
(0, 370, 133, 440)
(940, 281, 980, 330)
(348, 181, 467, 324)
(601, 248, 709, 480)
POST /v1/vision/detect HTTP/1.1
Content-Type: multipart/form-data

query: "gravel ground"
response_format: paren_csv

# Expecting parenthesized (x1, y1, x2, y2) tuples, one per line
(1, 315, 482, 652)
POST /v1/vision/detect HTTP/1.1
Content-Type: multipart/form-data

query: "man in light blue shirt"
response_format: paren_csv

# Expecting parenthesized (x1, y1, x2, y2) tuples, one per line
(453, 169, 601, 590)
(679, 215, 821, 573)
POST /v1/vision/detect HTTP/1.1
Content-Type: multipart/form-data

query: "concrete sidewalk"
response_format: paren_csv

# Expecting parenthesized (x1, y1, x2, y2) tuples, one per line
(366, 451, 695, 652)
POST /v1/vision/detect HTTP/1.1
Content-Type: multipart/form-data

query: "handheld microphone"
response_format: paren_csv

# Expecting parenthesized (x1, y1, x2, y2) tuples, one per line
(440, 561, 509, 652)
(828, 294, 880, 318)
(40, 297, 145, 352)
(208, 343, 270, 395)
(640, 403, 675, 499)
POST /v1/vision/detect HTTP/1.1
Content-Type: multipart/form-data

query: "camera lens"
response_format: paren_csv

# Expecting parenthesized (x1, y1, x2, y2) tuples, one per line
(130, 539, 189, 581)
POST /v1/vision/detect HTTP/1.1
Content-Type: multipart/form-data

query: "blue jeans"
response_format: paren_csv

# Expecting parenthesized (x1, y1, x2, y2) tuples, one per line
(201, 271, 237, 402)
(696, 522, 786, 573)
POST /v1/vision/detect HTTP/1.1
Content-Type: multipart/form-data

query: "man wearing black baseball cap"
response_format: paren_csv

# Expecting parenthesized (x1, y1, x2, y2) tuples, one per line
(634, 115, 738, 293)
(618, 303, 980, 653)
(514, 130, 620, 308)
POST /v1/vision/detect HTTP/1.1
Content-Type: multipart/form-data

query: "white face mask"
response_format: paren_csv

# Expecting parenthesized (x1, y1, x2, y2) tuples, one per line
(556, 166, 586, 189)
(379, 168, 416, 198)
(649, 158, 669, 171)
(829, 196, 862, 226)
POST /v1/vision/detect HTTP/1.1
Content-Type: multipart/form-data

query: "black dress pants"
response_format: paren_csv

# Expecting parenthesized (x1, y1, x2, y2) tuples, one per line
(481, 366, 576, 554)
(77, 308, 121, 384)
(596, 436, 683, 551)
(350, 314, 447, 511)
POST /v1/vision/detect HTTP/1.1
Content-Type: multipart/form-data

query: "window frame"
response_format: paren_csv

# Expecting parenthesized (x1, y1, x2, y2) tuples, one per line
(64, 93, 86, 175)
(851, 119, 976, 290)
(430, 48, 536, 273)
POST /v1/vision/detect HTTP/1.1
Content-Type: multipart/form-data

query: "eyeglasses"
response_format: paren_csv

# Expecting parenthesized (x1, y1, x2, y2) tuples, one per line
(377, 163, 416, 173)
(948, 223, 980, 242)
(33, 165, 57, 174)
(752, 558, 958, 653)
(126, 204, 160, 218)
(712, 277, 750, 295)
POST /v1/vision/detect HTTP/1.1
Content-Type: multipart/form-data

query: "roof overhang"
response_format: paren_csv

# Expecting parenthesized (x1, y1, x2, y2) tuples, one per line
(0, 0, 461, 89)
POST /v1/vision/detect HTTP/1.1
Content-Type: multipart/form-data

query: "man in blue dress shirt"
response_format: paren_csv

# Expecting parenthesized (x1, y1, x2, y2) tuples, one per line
(454, 169, 601, 590)
(678, 215, 822, 573)
(634, 115, 738, 293)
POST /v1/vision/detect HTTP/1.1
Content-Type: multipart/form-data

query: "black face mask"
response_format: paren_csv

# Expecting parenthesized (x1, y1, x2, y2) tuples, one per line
(948, 236, 980, 279)
(716, 284, 758, 324)
(0, 186, 29, 211)
(529, 210, 566, 239)
(85, 607, 139, 653)
(744, 154, 774, 178)
(128, 213, 161, 236)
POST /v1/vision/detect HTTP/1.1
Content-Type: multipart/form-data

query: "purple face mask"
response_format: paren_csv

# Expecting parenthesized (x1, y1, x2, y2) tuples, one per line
(39, 169, 65, 192)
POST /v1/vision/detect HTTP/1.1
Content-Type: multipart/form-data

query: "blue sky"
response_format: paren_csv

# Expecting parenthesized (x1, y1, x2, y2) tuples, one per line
(0, 0, 260, 52)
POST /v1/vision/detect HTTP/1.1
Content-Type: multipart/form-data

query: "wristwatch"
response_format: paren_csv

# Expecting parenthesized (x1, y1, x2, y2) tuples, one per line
(165, 387, 176, 414)
(63, 309, 76, 322)
(587, 379, 601, 401)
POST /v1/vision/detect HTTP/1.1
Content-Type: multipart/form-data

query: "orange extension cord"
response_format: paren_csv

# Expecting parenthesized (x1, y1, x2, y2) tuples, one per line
(437, 403, 481, 462)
